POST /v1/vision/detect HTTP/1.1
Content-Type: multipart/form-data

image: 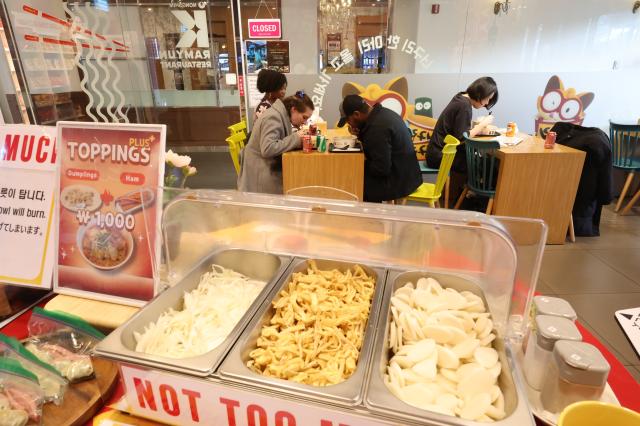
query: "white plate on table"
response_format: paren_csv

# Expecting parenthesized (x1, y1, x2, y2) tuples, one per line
(329, 142, 362, 153)
(496, 135, 524, 147)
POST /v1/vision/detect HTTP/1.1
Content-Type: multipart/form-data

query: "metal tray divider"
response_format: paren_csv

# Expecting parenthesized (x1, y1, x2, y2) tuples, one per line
(218, 257, 389, 407)
(95, 248, 293, 377)
(363, 269, 535, 426)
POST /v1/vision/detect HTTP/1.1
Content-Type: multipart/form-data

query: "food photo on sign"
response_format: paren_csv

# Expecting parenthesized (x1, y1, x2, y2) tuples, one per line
(55, 122, 166, 305)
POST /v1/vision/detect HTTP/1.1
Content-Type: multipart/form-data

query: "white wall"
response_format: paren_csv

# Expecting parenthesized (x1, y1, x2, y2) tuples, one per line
(284, 0, 640, 131)
(281, 0, 318, 74)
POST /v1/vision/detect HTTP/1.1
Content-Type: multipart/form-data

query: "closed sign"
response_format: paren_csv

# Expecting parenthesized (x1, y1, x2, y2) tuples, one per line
(248, 19, 281, 39)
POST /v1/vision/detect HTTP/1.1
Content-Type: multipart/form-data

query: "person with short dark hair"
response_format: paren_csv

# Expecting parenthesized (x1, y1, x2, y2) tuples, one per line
(254, 69, 288, 121)
(239, 91, 314, 194)
(426, 76, 499, 173)
(337, 94, 421, 203)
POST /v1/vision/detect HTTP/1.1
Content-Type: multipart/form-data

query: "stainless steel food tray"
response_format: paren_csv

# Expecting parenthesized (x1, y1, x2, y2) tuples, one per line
(95, 248, 292, 377)
(365, 269, 534, 425)
(218, 257, 387, 407)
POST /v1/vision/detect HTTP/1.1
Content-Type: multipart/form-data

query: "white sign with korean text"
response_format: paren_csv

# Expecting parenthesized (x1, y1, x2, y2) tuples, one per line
(615, 307, 640, 357)
(0, 125, 57, 288)
(119, 364, 391, 426)
(247, 74, 263, 108)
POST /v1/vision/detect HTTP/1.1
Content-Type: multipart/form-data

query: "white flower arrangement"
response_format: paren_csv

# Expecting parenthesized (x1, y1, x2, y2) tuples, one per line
(164, 149, 197, 188)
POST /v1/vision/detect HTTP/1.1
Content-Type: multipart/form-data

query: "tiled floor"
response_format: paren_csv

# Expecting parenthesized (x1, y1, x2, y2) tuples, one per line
(184, 151, 640, 382)
(538, 204, 640, 383)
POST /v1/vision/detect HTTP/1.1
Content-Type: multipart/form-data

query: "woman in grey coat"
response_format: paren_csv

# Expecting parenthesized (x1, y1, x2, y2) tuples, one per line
(238, 92, 314, 194)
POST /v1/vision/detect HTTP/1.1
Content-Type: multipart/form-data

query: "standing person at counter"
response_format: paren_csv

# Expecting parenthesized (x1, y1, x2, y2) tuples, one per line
(238, 91, 314, 194)
(426, 76, 499, 173)
(337, 94, 421, 203)
(254, 69, 288, 121)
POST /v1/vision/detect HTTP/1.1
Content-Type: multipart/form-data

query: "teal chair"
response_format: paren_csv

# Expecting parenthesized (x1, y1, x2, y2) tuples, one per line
(610, 121, 640, 214)
(454, 133, 500, 215)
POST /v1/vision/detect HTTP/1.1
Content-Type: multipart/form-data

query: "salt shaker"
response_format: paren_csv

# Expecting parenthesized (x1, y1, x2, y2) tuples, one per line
(523, 296, 577, 354)
(523, 315, 582, 390)
(540, 341, 610, 414)
(533, 296, 577, 321)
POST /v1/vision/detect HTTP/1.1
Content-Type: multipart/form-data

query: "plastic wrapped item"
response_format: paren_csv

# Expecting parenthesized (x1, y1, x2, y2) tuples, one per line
(25, 308, 105, 382)
(540, 341, 610, 414)
(522, 316, 581, 390)
(0, 358, 44, 426)
(0, 334, 67, 405)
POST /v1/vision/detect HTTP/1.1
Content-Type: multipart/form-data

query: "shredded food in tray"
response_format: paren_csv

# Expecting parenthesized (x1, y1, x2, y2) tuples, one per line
(248, 261, 375, 386)
(134, 265, 266, 358)
(383, 278, 505, 422)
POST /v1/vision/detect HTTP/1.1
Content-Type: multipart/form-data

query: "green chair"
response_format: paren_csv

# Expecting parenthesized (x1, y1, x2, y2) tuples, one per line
(405, 135, 460, 207)
(610, 121, 640, 214)
(454, 133, 500, 215)
(226, 131, 247, 176)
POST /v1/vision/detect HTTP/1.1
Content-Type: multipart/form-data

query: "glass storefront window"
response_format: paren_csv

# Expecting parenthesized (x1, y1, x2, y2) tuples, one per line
(0, 0, 243, 148)
(318, 0, 392, 74)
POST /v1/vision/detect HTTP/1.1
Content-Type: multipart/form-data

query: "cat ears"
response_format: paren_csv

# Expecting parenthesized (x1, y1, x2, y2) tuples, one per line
(341, 77, 410, 99)
(544, 75, 563, 93)
(342, 82, 366, 98)
(579, 92, 595, 110)
(544, 75, 594, 110)
(383, 77, 409, 99)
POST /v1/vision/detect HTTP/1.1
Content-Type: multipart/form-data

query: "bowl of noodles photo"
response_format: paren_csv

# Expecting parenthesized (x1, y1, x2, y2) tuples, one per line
(76, 223, 134, 270)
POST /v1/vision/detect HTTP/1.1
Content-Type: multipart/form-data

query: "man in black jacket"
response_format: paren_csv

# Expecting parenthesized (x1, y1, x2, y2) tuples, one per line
(337, 95, 422, 202)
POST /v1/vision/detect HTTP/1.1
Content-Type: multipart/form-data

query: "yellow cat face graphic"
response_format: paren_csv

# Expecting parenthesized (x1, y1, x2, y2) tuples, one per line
(535, 75, 594, 138)
(342, 77, 436, 160)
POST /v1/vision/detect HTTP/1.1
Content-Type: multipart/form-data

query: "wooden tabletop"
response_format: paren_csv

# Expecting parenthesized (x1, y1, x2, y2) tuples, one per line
(497, 134, 582, 156)
(282, 147, 365, 200)
(491, 133, 585, 244)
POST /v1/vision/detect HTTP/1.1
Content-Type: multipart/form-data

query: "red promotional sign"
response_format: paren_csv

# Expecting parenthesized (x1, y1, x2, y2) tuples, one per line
(55, 122, 165, 306)
(248, 18, 281, 39)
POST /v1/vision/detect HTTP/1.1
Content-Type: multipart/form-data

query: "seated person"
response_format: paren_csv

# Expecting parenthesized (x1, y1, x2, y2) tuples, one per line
(254, 69, 287, 121)
(426, 77, 499, 173)
(238, 91, 314, 194)
(337, 94, 421, 203)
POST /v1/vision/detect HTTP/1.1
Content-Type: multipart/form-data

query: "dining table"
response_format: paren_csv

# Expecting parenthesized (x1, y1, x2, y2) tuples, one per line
(492, 134, 586, 244)
(282, 129, 365, 200)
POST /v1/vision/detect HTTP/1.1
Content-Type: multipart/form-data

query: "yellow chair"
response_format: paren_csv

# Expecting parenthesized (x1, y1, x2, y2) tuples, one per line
(226, 131, 246, 176)
(404, 135, 460, 207)
(228, 120, 247, 136)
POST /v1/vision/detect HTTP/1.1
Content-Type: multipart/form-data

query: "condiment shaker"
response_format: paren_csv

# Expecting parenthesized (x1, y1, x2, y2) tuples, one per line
(533, 296, 578, 321)
(524, 296, 578, 354)
(540, 341, 610, 414)
(523, 315, 582, 390)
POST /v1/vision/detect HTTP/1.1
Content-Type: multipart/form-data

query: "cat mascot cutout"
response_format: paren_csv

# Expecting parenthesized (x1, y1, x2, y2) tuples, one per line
(341, 77, 436, 161)
(535, 75, 594, 138)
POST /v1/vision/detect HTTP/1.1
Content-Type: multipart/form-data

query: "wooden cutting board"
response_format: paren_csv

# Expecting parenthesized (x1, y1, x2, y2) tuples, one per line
(42, 357, 119, 426)
(45, 295, 139, 330)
